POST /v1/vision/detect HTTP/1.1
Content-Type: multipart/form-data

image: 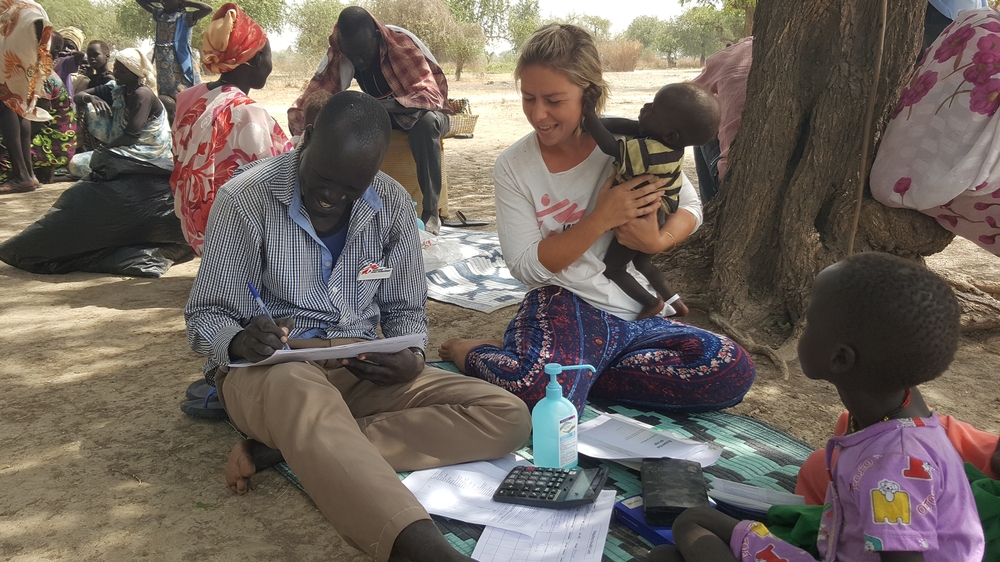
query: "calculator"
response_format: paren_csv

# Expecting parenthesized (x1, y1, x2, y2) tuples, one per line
(492, 465, 610, 509)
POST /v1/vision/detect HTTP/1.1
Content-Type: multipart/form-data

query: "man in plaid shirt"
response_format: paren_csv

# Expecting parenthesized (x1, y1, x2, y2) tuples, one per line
(188, 92, 530, 562)
(288, 6, 451, 234)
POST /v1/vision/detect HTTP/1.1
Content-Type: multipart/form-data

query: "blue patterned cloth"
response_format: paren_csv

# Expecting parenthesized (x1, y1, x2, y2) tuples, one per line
(465, 285, 756, 415)
(154, 9, 200, 97)
(68, 84, 172, 178)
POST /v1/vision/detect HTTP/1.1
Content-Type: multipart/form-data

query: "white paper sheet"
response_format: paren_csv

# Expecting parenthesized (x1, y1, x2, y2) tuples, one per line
(708, 479, 805, 511)
(228, 333, 425, 368)
(577, 414, 722, 467)
(401, 457, 554, 536)
(472, 490, 615, 562)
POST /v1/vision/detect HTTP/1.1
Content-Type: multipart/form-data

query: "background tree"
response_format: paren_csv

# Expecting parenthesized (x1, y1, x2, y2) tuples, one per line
(547, 12, 612, 42)
(447, 0, 508, 43)
(681, 0, 757, 38)
(507, 0, 539, 52)
(290, 0, 345, 58)
(448, 21, 487, 79)
(624, 15, 680, 66)
(105, 0, 286, 49)
(368, 0, 453, 56)
(674, 5, 743, 64)
(41, 0, 139, 48)
(656, 0, 1000, 364)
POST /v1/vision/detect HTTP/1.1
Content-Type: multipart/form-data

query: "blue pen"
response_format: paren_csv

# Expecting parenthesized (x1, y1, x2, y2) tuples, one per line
(247, 281, 291, 350)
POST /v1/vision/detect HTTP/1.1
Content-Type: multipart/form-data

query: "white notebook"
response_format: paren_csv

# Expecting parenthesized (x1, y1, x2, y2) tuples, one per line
(228, 333, 425, 368)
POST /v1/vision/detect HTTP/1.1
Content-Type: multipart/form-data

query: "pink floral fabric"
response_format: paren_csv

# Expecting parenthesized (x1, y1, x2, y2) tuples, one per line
(871, 8, 1000, 256)
(169, 83, 292, 255)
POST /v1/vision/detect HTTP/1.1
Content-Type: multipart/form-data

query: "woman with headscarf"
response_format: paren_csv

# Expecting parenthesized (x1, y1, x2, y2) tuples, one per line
(52, 26, 86, 98)
(170, 2, 291, 256)
(0, 30, 76, 185)
(0, 0, 54, 194)
(68, 48, 172, 178)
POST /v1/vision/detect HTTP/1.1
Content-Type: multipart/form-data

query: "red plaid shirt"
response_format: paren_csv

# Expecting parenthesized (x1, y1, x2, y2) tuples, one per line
(288, 17, 450, 136)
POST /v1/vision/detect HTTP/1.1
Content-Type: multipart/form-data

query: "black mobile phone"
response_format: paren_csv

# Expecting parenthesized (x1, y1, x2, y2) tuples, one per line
(641, 457, 710, 526)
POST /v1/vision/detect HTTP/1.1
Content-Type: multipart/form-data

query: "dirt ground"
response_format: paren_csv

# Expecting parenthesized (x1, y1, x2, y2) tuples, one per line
(2, 69, 998, 561)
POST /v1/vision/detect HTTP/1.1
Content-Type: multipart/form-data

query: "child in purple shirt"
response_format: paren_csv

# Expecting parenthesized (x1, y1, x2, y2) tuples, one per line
(648, 252, 985, 562)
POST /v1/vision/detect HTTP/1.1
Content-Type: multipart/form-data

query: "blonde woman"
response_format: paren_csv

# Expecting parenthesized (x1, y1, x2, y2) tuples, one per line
(441, 24, 755, 414)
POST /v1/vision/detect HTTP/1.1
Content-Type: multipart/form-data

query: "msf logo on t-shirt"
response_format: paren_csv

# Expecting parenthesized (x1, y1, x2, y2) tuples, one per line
(536, 194, 586, 231)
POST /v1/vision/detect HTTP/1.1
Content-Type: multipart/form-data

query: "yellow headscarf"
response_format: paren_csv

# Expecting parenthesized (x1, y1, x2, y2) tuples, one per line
(57, 26, 85, 50)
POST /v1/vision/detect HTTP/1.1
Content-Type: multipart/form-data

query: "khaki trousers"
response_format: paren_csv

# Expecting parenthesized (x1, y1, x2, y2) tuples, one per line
(216, 338, 531, 562)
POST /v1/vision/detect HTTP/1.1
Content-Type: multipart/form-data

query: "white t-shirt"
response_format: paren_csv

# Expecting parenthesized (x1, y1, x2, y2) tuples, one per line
(494, 133, 703, 320)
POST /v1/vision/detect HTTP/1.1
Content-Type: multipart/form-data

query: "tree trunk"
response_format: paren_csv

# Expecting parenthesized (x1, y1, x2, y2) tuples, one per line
(743, 4, 755, 38)
(665, 0, 954, 344)
(456, 60, 464, 81)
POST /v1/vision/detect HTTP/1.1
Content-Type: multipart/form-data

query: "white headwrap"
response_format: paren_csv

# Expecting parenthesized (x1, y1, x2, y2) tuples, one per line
(112, 48, 156, 87)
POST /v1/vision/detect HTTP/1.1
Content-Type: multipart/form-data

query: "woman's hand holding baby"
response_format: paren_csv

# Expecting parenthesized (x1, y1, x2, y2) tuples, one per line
(616, 208, 697, 254)
(592, 173, 664, 232)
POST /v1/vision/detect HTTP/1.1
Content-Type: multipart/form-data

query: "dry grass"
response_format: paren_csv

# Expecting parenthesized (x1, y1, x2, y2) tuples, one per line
(599, 40, 643, 72)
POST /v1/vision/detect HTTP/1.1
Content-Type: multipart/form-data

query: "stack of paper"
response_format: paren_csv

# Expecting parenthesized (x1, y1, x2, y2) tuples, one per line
(577, 414, 723, 468)
(707, 479, 805, 515)
(401, 456, 615, 562)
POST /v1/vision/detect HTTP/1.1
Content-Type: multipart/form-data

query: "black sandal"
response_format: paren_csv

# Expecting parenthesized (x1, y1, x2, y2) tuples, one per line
(442, 210, 489, 228)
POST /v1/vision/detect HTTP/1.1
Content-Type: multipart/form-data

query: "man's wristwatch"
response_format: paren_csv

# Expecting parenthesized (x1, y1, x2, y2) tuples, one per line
(408, 347, 426, 362)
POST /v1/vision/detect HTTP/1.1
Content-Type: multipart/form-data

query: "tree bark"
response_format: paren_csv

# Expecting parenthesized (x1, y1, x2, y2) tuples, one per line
(666, 0, 955, 343)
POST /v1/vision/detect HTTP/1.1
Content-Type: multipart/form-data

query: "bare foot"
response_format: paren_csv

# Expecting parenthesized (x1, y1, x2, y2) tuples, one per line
(637, 299, 665, 320)
(0, 180, 37, 194)
(439, 338, 502, 372)
(226, 440, 257, 495)
(225, 439, 284, 495)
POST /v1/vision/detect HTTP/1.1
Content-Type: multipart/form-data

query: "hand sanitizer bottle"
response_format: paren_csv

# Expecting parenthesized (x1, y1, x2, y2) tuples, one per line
(531, 362, 596, 469)
(412, 201, 425, 231)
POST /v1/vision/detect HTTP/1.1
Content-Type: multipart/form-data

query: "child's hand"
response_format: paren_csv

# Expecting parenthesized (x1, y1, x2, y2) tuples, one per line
(582, 85, 602, 115)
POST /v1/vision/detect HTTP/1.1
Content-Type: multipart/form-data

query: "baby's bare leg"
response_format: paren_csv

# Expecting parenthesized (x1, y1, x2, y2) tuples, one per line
(671, 507, 740, 562)
(646, 545, 686, 561)
(604, 237, 664, 317)
(631, 252, 687, 316)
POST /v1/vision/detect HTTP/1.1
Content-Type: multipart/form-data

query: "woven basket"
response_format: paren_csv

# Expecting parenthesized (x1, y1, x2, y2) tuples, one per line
(445, 98, 478, 138)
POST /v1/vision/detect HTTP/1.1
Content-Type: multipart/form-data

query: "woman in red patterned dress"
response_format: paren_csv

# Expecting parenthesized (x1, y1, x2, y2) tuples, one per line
(169, 2, 291, 255)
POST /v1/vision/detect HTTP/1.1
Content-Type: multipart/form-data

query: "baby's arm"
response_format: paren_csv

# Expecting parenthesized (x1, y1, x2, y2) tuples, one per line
(602, 117, 640, 137)
(581, 86, 618, 158)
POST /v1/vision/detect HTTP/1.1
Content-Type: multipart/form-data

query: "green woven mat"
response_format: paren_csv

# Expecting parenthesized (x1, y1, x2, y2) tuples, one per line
(271, 361, 816, 561)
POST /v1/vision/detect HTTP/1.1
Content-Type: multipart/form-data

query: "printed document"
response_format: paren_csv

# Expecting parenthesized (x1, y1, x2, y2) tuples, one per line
(401, 458, 553, 536)
(472, 490, 615, 562)
(578, 413, 722, 466)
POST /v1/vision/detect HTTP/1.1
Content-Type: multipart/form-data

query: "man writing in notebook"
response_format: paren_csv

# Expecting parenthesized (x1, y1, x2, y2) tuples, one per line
(185, 91, 530, 562)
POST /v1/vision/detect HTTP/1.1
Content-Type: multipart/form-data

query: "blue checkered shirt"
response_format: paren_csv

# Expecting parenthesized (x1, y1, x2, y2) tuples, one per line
(185, 149, 428, 384)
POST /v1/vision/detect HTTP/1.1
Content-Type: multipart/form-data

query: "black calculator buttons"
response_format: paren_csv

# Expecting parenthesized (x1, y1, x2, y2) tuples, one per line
(492, 465, 609, 509)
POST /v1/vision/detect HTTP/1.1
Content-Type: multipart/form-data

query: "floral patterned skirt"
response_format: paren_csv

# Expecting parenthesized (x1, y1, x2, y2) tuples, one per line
(0, 84, 76, 181)
(871, 8, 1000, 256)
(464, 285, 756, 415)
